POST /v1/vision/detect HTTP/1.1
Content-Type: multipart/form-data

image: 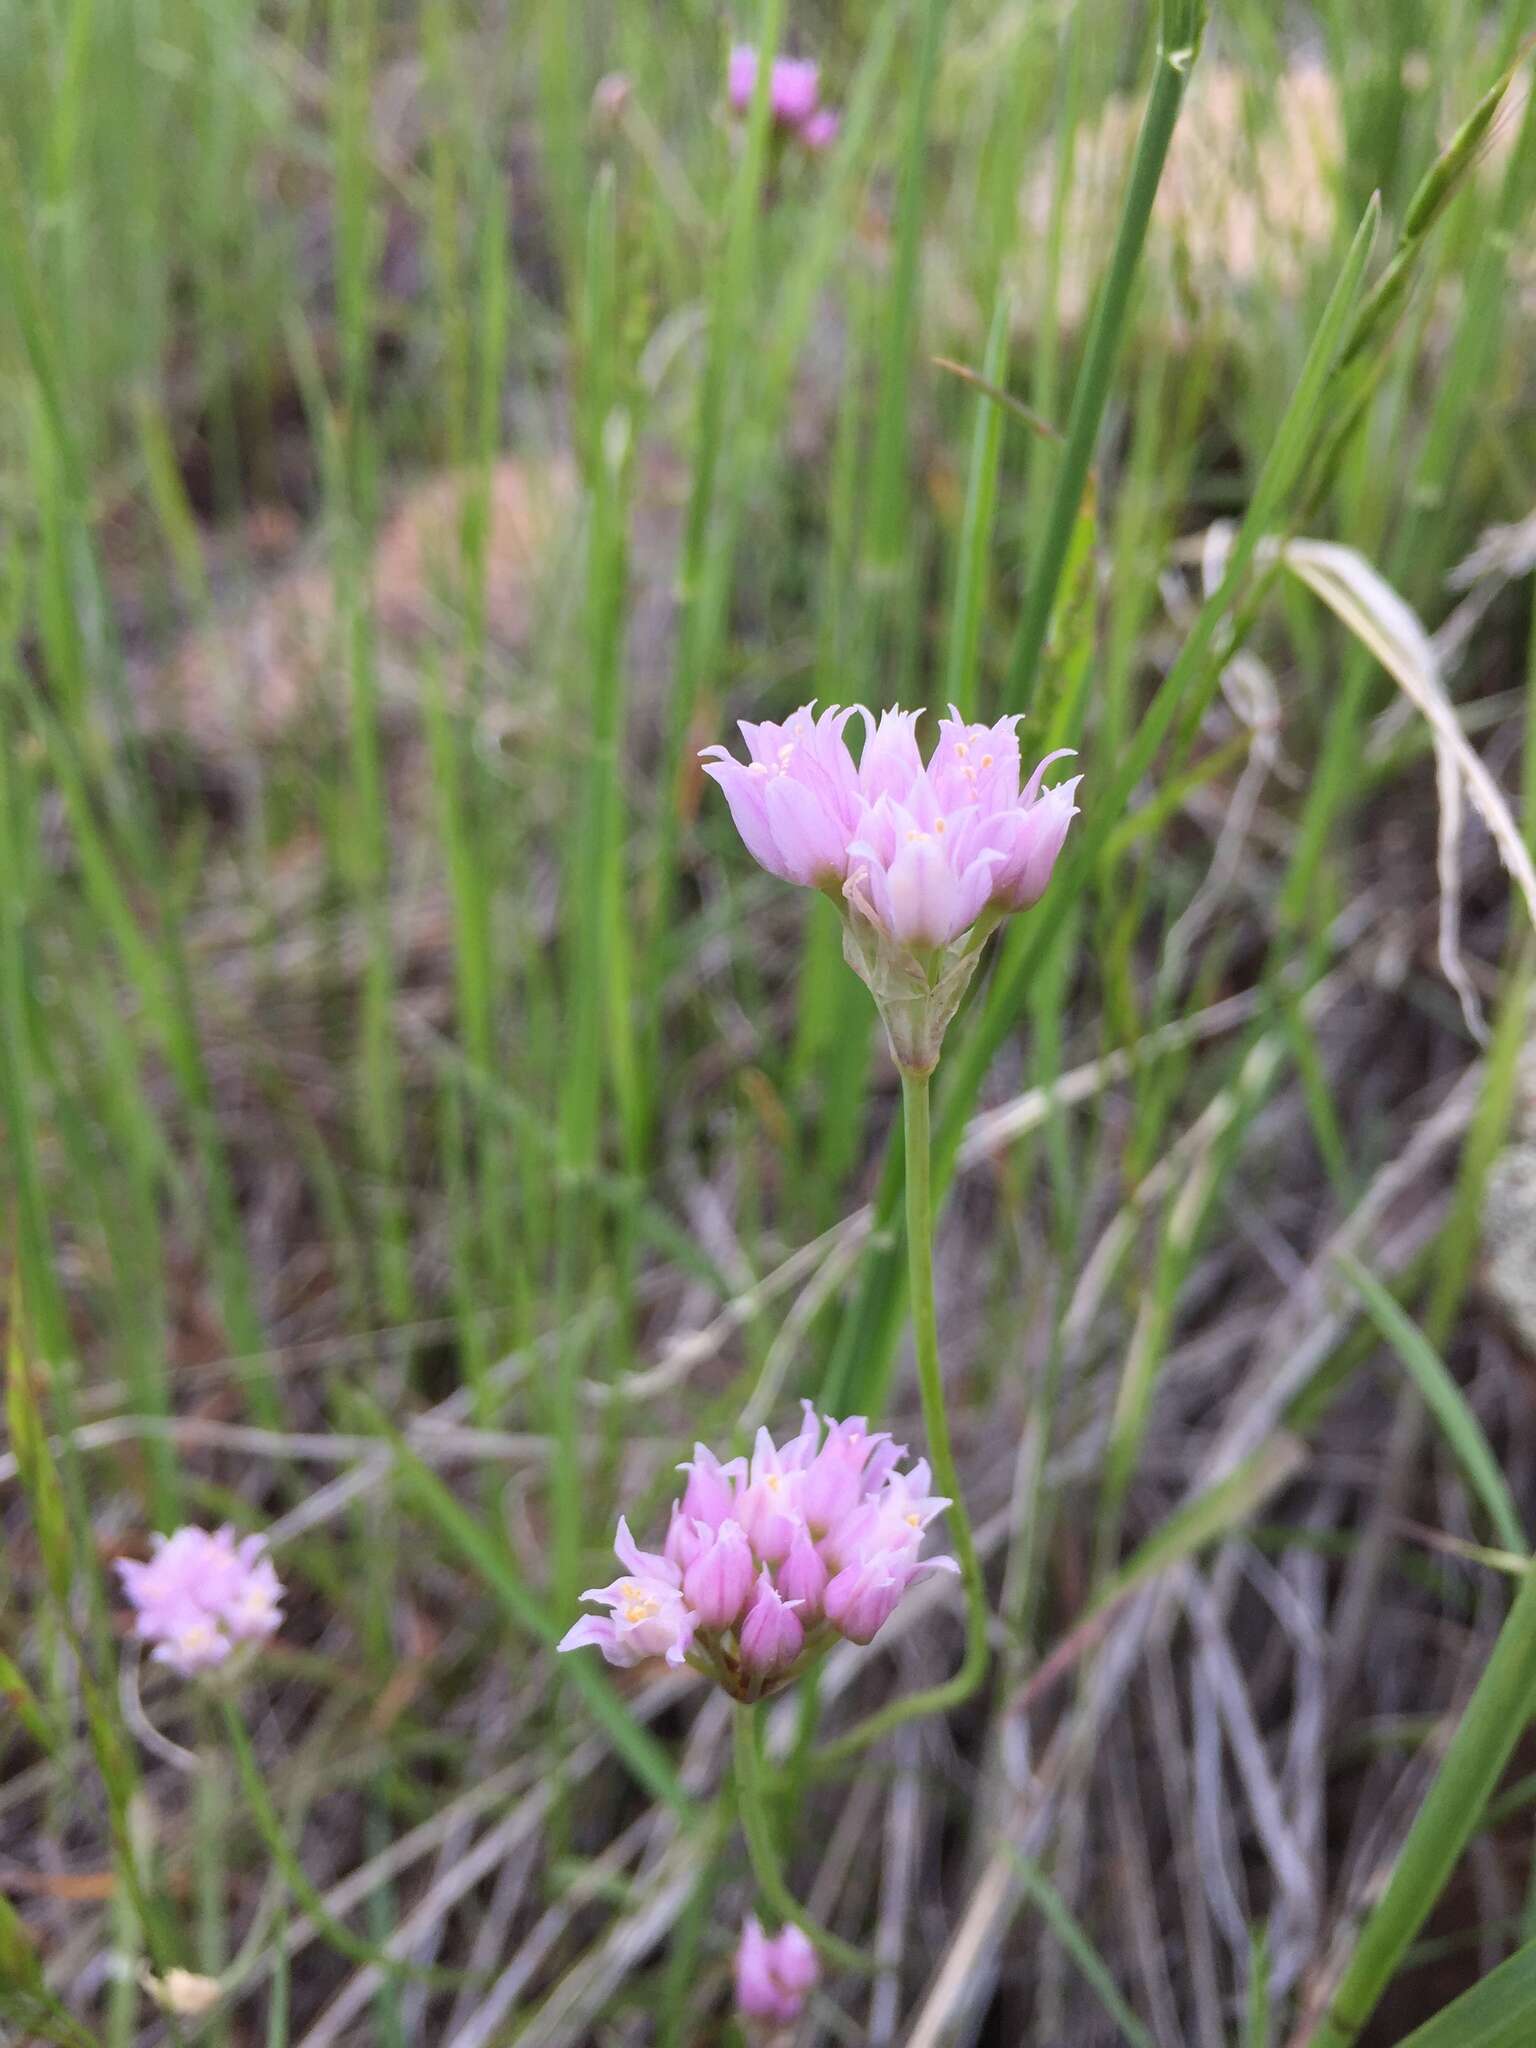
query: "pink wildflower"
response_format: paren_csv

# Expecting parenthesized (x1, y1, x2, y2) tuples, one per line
(559, 1410, 954, 1699)
(737, 1568, 805, 1678)
(735, 1915, 820, 2028)
(776, 1525, 829, 1621)
(677, 1442, 746, 1529)
(727, 47, 820, 125)
(737, 1423, 814, 1563)
(726, 46, 840, 154)
(770, 56, 820, 124)
(681, 1517, 756, 1631)
(727, 44, 759, 111)
(557, 1519, 696, 1670)
(821, 1558, 902, 1645)
(797, 1413, 895, 1535)
(117, 1525, 283, 1679)
(701, 703, 1079, 1069)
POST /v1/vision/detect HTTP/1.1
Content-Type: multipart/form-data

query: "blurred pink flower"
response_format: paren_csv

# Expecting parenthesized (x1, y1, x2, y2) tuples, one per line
(117, 1525, 283, 1679)
(701, 703, 1079, 1068)
(727, 43, 759, 111)
(735, 1916, 820, 2028)
(726, 46, 839, 151)
(558, 1405, 953, 1697)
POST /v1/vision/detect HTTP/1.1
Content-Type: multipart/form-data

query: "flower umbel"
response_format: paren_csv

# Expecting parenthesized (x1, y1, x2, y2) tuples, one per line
(701, 703, 1080, 1070)
(116, 1525, 283, 1679)
(734, 1915, 820, 2030)
(557, 1408, 956, 1700)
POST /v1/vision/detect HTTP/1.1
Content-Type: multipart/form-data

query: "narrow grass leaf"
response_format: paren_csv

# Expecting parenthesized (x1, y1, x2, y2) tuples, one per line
(1387, 1934, 1536, 2048)
(1002, 1845, 1158, 2048)
(1302, 1558, 1536, 2046)
(1336, 1250, 1526, 1557)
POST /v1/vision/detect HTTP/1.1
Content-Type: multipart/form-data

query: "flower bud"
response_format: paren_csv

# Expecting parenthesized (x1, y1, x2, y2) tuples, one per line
(663, 1503, 708, 1572)
(681, 1518, 755, 1631)
(823, 1560, 901, 1646)
(737, 1569, 804, 1678)
(776, 1525, 829, 1622)
(734, 1916, 819, 2027)
(676, 1445, 742, 1529)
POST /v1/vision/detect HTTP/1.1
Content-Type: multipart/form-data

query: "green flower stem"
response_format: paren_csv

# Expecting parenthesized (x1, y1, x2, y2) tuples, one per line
(731, 1702, 875, 1976)
(815, 1063, 990, 1770)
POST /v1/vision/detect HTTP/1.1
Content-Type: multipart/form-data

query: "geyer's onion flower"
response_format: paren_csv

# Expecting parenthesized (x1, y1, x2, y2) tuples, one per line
(727, 47, 840, 150)
(734, 1915, 819, 2030)
(117, 1525, 283, 1679)
(701, 703, 1079, 1070)
(557, 1407, 955, 1701)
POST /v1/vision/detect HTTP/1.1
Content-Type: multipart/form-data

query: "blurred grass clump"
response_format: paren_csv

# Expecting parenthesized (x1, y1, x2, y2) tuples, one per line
(3, 0, 1536, 2042)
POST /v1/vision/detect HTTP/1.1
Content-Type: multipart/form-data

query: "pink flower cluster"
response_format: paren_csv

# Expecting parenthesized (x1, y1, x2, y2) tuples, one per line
(735, 1916, 819, 2029)
(117, 1525, 283, 1678)
(558, 1407, 955, 1699)
(702, 703, 1079, 950)
(727, 46, 840, 151)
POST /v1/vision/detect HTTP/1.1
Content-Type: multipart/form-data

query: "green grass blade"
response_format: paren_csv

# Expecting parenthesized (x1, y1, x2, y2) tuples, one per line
(942, 288, 1013, 720)
(1003, 0, 1206, 705)
(1386, 1936, 1536, 2048)
(1303, 1559, 1536, 2046)
(1002, 1846, 1158, 2048)
(1337, 1250, 1527, 1558)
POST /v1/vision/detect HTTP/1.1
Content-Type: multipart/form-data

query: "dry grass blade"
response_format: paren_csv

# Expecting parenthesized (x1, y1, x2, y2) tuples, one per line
(1193, 521, 1536, 1036)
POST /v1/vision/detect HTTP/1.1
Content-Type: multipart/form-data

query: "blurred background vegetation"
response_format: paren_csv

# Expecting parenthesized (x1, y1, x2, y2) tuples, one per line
(3, 0, 1536, 2042)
